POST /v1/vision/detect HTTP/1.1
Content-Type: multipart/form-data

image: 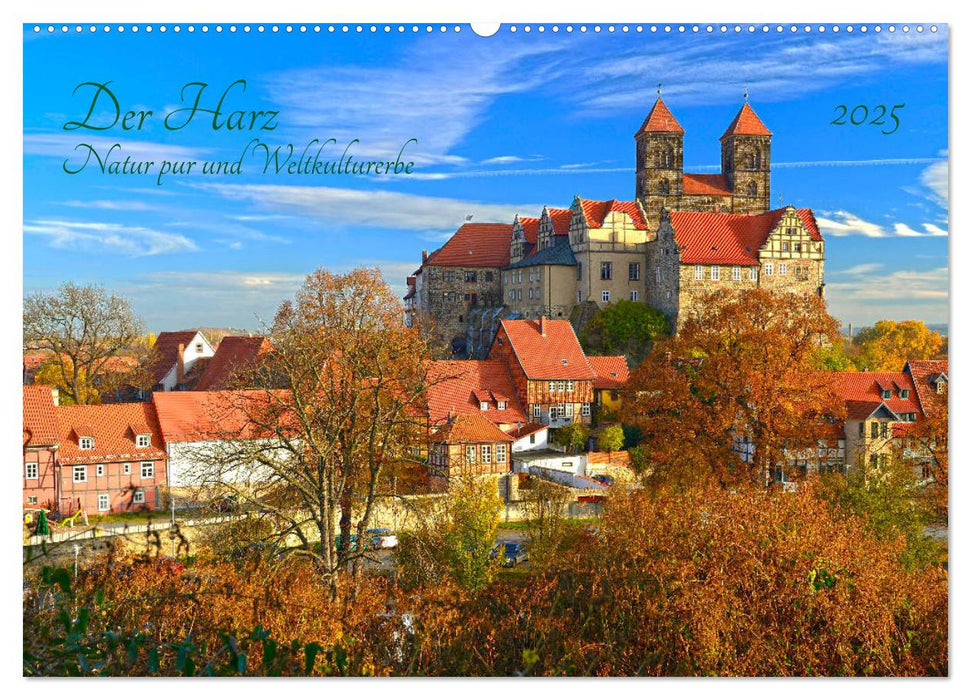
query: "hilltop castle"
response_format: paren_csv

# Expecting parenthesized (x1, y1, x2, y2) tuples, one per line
(405, 98, 825, 355)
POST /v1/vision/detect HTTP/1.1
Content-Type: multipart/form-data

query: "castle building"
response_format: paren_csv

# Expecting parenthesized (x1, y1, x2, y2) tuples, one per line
(407, 97, 824, 349)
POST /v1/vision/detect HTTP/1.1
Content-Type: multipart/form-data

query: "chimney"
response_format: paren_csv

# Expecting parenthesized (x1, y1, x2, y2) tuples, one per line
(50, 387, 59, 406)
(848, 322, 853, 340)
(422, 249, 428, 263)
(539, 316, 546, 337)
(177, 343, 185, 385)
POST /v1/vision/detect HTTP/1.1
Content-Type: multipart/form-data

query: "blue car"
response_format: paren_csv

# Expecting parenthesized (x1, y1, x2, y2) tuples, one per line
(490, 541, 529, 568)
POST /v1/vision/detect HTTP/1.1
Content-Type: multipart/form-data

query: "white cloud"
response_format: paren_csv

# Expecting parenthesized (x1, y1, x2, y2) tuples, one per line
(479, 155, 545, 165)
(195, 182, 544, 237)
(61, 199, 156, 211)
(826, 266, 949, 326)
(23, 219, 198, 256)
(816, 211, 947, 238)
(836, 263, 884, 276)
(919, 157, 948, 209)
(24, 132, 208, 164)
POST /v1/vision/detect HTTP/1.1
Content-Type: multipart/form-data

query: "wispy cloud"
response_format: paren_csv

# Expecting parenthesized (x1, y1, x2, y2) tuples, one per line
(919, 155, 948, 209)
(195, 182, 543, 237)
(479, 155, 545, 165)
(816, 211, 947, 238)
(24, 132, 208, 164)
(23, 219, 198, 256)
(836, 263, 884, 276)
(826, 266, 949, 326)
(60, 199, 157, 211)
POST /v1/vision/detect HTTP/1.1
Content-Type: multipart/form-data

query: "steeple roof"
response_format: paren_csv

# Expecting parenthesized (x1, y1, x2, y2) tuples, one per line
(720, 102, 772, 139)
(635, 97, 684, 135)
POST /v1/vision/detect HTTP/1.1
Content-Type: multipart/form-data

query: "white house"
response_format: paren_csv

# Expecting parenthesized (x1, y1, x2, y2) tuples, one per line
(152, 331, 215, 392)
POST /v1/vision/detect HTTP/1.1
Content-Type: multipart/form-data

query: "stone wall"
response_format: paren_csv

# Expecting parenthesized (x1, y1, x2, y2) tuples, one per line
(419, 264, 503, 350)
(503, 264, 576, 320)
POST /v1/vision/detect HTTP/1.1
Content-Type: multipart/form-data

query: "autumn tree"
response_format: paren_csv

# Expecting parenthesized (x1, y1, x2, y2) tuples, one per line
(907, 384, 948, 520)
(554, 421, 589, 453)
(597, 424, 625, 456)
(23, 283, 145, 405)
(519, 478, 572, 567)
(579, 300, 670, 366)
(854, 320, 943, 372)
(185, 268, 434, 591)
(622, 289, 845, 487)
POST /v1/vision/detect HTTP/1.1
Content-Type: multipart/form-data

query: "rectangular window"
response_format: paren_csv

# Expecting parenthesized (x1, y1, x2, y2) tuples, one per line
(577, 291, 582, 303)
(561, 462, 573, 470)
(629, 263, 641, 281)
(881, 423, 888, 438)
(480, 401, 489, 411)
(602, 290, 610, 303)
(566, 381, 574, 391)
(528, 288, 534, 300)
(137, 434, 151, 447)
(529, 433, 536, 444)
(711, 266, 720, 281)
(630, 290, 638, 301)
(600, 262, 612, 280)
(496, 444, 507, 464)
(465, 271, 477, 283)
(485, 271, 493, 282)
(549, 381, 556, 392)
(764, 263, 774, 276)
(533, 405, 541, 419)
(581, 403, 591, 417)
(73, 465, 86, 483)
(557, 381, 565, 392)
(871, 422, 879, 439)
(443, 271, 454, 282)
(732, 266, 741, 281)
(782, 242, 790, 253)
(79, 437, 94, 450)
(466, 445, 477, 464)
(140, 462, 154, 479)
(503, 272, 508, 284)
(858, 422, 865, 438)
(536, 287, 541, 300)
(133, 489, 145, 504)
(27, 496, 38, 506)
(97, 494, 110, 512)
(565, 403, 574, 418)
(881, 389, 891, 399)
(529, 269, 534, 282)
(749, 267, 758, 281)
(794, 243, 802, 253)
(536, 268, 542, 281)
(25, 462, 38, 480)
(694, 265, 704, 280)
(576, 263, 582, 281)
(517, 289, 522, 300)
(96, 464, 105, 477)
(654, 266, 660, 283)
(779, 263, 787, 276)
(481, 444, 492, 463)
(900, 389, 910, 399)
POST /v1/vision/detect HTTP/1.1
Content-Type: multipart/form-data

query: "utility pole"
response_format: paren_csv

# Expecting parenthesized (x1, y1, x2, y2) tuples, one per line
(73, 544, 80, 580)
(170, 489, 176, 558)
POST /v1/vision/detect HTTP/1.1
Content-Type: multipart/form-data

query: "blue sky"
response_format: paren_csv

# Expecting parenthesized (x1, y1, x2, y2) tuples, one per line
(23, 24, 948, 332)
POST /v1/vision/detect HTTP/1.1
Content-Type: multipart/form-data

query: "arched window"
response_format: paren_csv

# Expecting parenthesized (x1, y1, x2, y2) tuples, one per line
(658, 179, 670, 196)
(750, 151, 761, 169)
(663, 147, 675, 168)
(747, 181, 758, 197)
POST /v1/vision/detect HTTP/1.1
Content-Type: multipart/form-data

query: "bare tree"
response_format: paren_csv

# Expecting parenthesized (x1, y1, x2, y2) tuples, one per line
(24, 283, 145, 404)
(185, 268, 435, 594)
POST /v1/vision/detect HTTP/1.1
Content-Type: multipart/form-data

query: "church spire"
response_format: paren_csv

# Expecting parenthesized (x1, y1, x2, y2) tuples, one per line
(635, 96, 685, 136)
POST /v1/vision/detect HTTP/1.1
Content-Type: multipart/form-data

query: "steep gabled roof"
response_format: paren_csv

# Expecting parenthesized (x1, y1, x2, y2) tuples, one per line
(23, 385, 59, 448)
(430, 413, 514, 445)
(152, 389, 292, 443)
(833, 372, 922, 420)
(495, 318, 596, 381)
(577, 198, 649, 231)
(669, 207, 821, 265)
(195, 336, 273, 391)
(588, 355, 630, 390)
(518, 216, 540, 246)
(635, 97, 684, 135)
(423, 223, 514, 268)
(904, 359, 948, 418)
(720, 102, 772, 139)
(56, 402, 168, 465)
(682, 173, 733, 197)
(151, 330, 202, 383)
(546, 207, 573, 236)
(426, 360, 527, 427)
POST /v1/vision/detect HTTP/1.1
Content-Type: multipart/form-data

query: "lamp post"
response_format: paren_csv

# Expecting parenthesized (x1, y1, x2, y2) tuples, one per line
(170, 490, 176, 558)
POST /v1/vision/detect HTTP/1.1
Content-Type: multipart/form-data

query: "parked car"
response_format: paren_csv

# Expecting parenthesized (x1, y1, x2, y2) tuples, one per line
(213, 494, 240, 513)
(367, 528, 399, 549)
(490, 540, 529, 568)
(335, 533, 359, 552)
(591, 474, 615, 486)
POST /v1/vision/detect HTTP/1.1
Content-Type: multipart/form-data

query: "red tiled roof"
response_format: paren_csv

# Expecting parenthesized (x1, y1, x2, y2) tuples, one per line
(547, 207, 573, 237)
(589, 355, 630, 390)
(23, 353, 51, 371)
(905, 359, 948, 418)
(519, 216, 540, 246)
(424, 223, 513, 268)
(430, 413, 514, 445)
(720, 102, 772, 139)
(496, 318, 596, 381)
(426, 360, 527, 427)
(151, 330, 200, 383)
(669, 207, 821, 265)
(635, 97, 684, 135)
(683, 173, 733, 196)
(23, 385, 59, 447)
(195, 336, 273, 391)
(56, 402, 168, 465)
(506, 422, 547, 440)
(833, 372, 922, 420)
(578, 198, 649, 231)
(152, 389, 292, 443)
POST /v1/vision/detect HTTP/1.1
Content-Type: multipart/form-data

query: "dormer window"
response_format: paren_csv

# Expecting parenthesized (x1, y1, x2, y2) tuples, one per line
(195, 342, 203, 353)
(79, 436, 94, 450)
(936, 380, 946, 394)
(480, 402, 489, 411)
(136, 434, 151, 448)
(900, 389, 909, 399)
(881, 389, 891, 400)
(497, 401, 507, 410)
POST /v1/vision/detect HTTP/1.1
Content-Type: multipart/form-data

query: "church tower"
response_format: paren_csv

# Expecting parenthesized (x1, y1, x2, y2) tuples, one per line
(635, 95, 684, 230)
(720, 101, 772, 215)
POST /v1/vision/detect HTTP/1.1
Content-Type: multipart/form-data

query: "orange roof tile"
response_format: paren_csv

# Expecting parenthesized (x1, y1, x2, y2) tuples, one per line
(832, 372, 922, 421)
(506, 422, 547, 440)
(424, 223, 513, 268)
(23, 385, 59, 447)
(635, 97, 684, 135)
(519, 216, 540, 246)
(151, 330, 201, 383)
(495, 318, 596, 381)
(23, 353, 51, 371)
(56, 402, 168, 465)
(152, 389, 295, 444)
(195, 336, 273, 391)
(720, 102, 772, 139)
(578, 198, 649, 231)
(430, 413, 514, 445)
(669, 207, 821, 265)
(905, 359, 948, 418)
(547, 207, 573, 236)
(682, 173, 733, 196)
(589, 355, 630, 390)
(426, 360, 527, 427)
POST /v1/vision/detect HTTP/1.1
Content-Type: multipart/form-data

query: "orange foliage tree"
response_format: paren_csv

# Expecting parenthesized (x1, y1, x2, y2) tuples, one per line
(622, 289, 845, 486)
(854, 320, 943, 372)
